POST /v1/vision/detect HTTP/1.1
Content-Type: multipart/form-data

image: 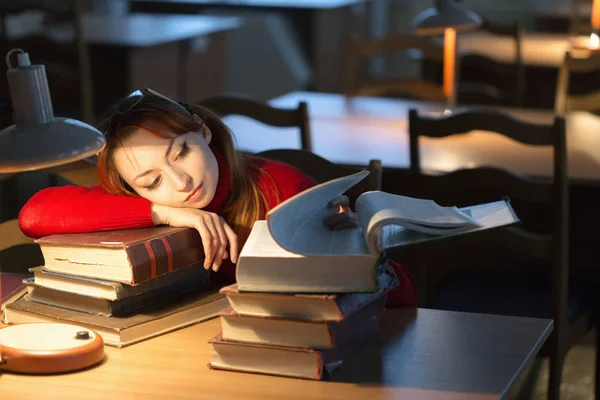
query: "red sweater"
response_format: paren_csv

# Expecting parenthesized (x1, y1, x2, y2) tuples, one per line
(19, 152, 417, 308)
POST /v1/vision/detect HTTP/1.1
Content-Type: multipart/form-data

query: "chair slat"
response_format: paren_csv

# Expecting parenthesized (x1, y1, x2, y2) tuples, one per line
(197, 94, 312, 152)
(423, 167, 553, 204)
(409, 108, 560, 146)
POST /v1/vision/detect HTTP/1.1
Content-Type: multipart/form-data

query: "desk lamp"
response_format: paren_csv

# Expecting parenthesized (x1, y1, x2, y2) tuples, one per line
(412, 0, 482, 111)
(0, 48, 105, 373)
(0, 48, 105, 173)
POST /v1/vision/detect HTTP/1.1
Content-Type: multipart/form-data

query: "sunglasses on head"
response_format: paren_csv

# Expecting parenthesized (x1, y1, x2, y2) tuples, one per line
(101, 88, 191, 135)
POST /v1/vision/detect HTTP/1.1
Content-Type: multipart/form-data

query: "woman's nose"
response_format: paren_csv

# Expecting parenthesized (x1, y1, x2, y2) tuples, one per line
(170, 168, 193, 192)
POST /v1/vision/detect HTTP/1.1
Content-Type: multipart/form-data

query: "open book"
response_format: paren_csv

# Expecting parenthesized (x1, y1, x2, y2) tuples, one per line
(235, 170, 520, 293)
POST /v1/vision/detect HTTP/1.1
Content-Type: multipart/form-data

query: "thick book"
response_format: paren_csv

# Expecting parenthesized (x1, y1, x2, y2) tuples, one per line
(220, 262, 397, 321)
(35, 226, 205, 284)
(29, 264, 209, 301)
(3, 287, 228, 348)
(219, 293, 385, 349)
(25, 271, 211, 316)
(208, 315, 378, 380)
(236, 170, 520, 293)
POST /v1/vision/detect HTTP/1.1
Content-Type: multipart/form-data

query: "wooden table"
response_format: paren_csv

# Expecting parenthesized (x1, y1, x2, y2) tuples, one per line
(7, 13, 242, 109)
(226, 91, 600, 183)
(8, 13, 240, 47)
(130, 0, 374, 92)
(423, 31, 585, 109)
(0, 308, 553, 400)
(457, 32, 570, 68)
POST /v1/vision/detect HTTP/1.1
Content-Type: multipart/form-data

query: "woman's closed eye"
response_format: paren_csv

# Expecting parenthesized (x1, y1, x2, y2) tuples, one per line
(175, 141, 190, 161)
(145, 176, 162, 191)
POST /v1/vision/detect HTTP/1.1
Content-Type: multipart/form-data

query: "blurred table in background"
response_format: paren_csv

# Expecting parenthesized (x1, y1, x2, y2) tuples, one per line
(6, 13, 241, 115)
(458, 32, 570, 68)
(130, 0, 375, 93)
(421, 31, 600, 109)
(227, 91, 600, 183)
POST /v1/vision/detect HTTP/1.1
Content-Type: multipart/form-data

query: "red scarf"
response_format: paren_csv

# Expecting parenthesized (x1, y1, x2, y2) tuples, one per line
(202, 145, 231, 214)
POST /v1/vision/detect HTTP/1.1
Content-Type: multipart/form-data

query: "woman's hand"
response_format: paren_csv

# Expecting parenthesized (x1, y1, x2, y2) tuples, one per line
(151, 204, 238, 272)
(323, 195, 360, 230)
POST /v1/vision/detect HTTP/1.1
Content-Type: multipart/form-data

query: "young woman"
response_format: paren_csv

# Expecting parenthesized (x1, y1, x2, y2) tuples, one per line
(19, 88, 417, 308)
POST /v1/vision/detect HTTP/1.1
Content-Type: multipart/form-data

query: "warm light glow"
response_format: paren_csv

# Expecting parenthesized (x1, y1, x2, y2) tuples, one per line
(590, 32, 600, 49)
(443, 28, 457, 101)
(592, 0, 600, 30)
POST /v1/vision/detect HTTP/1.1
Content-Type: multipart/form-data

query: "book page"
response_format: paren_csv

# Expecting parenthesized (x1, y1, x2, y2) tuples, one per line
(355, 191, 481, 253)
(376, 199, 520, 252)
(356, 192, 479, 228)
(266, 170, 372, 256)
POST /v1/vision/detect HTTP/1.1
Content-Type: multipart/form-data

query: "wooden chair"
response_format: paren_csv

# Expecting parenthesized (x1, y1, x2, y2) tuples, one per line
(458, 19, 526, 107)
(197, 94, 312, 152)
(408, 107, 593, 400)
(343, 22, 525, 106)
(255, 149, 381, 206)
(0, 1, 95, 124)
(342, 34, 447, 102)
(554, 50, 600, 115)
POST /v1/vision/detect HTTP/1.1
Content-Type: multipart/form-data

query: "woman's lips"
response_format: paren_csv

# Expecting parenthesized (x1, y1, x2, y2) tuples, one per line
(185, 182, 203, 202)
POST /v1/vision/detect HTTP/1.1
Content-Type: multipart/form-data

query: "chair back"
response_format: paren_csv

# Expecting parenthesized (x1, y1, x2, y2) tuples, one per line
(255, 149, 381, 207)
(458, 20, 525, 106)
(197, 94, 312, 152)
(0, 1, 94, 124)
(554, 50, 600, 115)
(408, 107, 568, 335)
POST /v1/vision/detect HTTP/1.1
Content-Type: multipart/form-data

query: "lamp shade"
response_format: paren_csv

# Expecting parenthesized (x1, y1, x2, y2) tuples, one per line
(413, 0, 482, 35)
(0, 118, 105, 173)
(0, 49, 105, 173)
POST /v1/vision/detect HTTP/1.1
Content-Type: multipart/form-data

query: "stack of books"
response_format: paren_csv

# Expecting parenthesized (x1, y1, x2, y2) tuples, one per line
(208, 256, 397, 380)
(208, 169, 520, 380)
(2, 226, 228, 348)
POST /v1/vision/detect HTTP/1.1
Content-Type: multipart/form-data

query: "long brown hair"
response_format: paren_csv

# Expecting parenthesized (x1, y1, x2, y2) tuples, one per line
(96, 94, 268, 244)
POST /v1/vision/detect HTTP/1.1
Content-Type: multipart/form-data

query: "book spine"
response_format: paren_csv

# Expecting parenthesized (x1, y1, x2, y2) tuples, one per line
(126, 229, 204, 284)
(114, 264, 209, 299)
(109, 275, 210, 316)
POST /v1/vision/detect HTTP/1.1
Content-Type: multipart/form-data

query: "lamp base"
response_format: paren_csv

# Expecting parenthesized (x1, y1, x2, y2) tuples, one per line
(0, 322, 104, 374)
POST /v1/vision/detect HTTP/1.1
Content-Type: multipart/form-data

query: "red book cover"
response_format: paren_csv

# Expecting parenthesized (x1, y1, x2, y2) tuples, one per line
(36, 227, 204, 284)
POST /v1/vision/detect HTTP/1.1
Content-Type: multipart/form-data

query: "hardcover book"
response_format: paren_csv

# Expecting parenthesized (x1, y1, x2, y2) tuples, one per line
(236, 170, 520, 293)
(29, 264, 209, 301)
(208, 315, 378, 380)
(25, 270, 211, 317)
(219, 293, 385, 349)
(35, 226, 204, 284)
(4, 286, 227, 348)
(220, 262, 397, 321)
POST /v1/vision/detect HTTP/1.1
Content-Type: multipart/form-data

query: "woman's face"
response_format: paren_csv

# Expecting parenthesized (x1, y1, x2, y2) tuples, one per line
(113, 115, 219, 209)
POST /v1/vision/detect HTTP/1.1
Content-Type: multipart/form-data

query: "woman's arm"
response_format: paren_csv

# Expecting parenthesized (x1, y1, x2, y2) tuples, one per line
(19, 185, 154, 238)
